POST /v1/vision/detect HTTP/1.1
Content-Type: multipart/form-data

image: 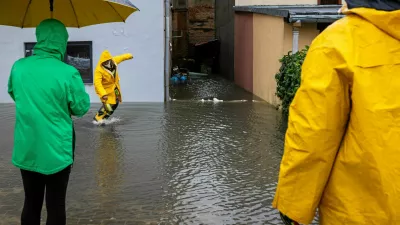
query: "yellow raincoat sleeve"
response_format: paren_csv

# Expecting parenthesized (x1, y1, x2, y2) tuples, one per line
(94, 67, 107, 98)
(273, 38, 351, 224)
(113, 53, 133, 65)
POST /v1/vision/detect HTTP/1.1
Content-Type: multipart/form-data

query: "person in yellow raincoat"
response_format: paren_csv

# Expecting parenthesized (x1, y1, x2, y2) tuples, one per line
(274, 0, 400, 224)
(93, 50, 133, 122)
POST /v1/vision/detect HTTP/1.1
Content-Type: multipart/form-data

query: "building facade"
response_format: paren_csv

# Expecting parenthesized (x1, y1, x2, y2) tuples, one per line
(233, 1, 343, 105)
(235, 0, 341, 5)
(0, 0, 165, 103)
(215, 0, 344, 104)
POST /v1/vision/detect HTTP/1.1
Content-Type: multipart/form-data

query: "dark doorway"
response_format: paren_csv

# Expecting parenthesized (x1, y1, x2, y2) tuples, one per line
(318, 0, 342, 4)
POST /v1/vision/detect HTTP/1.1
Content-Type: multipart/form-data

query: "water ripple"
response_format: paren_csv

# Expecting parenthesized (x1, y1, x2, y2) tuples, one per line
(0, 78, 319, 224)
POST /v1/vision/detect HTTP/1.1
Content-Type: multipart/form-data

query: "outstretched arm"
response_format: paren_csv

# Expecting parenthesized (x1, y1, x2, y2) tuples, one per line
(113, 53, 133, 65)
(273, 37, 351, 224)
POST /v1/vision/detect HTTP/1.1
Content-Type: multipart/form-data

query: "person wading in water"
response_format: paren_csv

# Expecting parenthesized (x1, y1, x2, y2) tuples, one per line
(93, 50, 133, 122)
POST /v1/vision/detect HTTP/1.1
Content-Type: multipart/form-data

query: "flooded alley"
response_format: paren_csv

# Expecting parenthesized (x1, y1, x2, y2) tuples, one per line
(0, 78, 294, 225)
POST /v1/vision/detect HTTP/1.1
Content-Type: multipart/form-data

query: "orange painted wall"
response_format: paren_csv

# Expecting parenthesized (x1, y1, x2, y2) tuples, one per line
(234, 13, 320, 105)
(234, 13, 254, 93)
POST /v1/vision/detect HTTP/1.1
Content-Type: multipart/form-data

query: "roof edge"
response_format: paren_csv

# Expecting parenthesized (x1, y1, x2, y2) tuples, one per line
(234, 5, 344, 23)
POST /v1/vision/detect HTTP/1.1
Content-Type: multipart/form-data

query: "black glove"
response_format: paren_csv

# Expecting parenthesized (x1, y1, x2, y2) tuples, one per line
(280, 212, 299, 225)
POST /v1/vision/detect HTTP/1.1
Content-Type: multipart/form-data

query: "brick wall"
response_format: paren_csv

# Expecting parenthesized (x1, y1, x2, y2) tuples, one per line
(187, 1, 215, 45)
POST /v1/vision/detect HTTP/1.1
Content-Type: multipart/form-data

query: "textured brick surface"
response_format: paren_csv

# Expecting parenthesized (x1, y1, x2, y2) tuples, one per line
(188, 3, 215, 45)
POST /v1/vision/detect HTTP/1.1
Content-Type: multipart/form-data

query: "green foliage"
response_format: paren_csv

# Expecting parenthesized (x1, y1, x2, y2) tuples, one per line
(275, 46, 309, 116)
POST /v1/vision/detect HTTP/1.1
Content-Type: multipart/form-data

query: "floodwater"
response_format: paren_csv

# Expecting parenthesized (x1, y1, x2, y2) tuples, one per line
(0, 77, 311, 225)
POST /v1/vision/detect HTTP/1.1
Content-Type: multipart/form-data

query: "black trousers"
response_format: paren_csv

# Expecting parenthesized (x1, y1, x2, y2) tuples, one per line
(20, 166, 71, 225)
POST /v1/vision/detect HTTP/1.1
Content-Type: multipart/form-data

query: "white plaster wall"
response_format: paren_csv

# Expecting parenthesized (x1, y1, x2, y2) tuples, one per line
(235, 0, 317, 5)
(0, 0, 164, 103)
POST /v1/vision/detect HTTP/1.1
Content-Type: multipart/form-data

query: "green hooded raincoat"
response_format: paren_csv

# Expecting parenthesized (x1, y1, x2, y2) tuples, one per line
(7, 19, 90, 175)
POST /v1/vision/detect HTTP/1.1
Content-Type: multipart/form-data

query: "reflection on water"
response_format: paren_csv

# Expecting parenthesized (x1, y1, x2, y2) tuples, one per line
(95, 126, 124, 211)
(0, 78, 318, 224)
(160, 102, 284, 224)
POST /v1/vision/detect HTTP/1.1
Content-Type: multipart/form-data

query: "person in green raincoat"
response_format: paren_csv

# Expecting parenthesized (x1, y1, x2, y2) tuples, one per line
(274, 0, 400, 225)
(7, 19, 90, 225)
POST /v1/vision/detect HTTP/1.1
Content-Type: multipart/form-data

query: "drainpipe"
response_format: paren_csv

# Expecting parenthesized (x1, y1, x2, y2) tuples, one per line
(164, 0, 172, 101)
(292, 20, 301, 53)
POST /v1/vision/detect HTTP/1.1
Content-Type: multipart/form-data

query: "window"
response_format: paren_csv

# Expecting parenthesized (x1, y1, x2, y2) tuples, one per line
(24, 41, 94, 84)
(318, 0, 342, 4)
(65, 42, 93, 84)
(173, 0, 187, 9)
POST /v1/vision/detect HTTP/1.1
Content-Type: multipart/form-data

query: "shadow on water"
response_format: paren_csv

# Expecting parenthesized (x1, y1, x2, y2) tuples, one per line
(0, 77, 319, 224)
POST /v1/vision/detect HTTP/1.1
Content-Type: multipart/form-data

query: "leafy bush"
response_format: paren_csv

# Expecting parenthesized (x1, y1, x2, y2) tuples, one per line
(275, 46, 309, 115)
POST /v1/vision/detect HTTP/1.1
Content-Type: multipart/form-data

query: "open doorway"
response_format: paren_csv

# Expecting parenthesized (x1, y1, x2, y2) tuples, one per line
(170, 0, 252, 101)
(171, 0, 218, 82)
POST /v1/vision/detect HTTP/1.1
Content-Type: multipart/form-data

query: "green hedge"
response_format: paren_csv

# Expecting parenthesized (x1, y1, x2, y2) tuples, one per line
(275, 46, 309, 116)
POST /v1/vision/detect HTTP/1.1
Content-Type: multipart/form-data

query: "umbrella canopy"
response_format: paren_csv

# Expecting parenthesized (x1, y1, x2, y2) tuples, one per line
(0, 0, 139, 28)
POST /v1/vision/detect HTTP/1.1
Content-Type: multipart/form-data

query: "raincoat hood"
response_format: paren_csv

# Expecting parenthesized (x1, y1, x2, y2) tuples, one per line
(98, 50, 114, 64)
(344, 2, 400, 41)
(34, 19, 69, 60)
(98, 50, 116, 71)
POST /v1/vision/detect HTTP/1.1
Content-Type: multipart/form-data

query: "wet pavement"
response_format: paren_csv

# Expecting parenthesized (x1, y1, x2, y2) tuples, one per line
(0, 77, 315, 224)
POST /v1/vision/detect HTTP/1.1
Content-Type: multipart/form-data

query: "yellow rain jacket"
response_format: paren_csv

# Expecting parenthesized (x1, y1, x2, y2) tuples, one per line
(94, 50, 133, 104)
(273, 6, 400, 225)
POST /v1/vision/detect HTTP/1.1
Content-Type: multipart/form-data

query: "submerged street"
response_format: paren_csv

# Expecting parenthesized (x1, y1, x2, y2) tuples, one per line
(0, 78, 304, 224)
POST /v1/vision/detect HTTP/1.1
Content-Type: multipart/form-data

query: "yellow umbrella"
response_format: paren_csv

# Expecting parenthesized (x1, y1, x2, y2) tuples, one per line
(0, 0, 139, 28)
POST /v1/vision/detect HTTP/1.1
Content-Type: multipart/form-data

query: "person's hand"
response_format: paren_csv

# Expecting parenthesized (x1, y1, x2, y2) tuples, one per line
(280, 212, 300, 225)
(102, 95, 108, 101)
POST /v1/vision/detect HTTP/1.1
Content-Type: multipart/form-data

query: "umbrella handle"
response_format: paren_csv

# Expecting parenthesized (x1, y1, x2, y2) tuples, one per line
(50, 0, 54, 11)
(50, 0, 54, 18)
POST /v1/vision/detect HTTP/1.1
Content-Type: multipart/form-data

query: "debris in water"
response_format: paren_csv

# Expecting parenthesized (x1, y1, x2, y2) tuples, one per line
(200, 97, 223, 103)
(92, 117, 121, 126)
(213, 98, 223, 103)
